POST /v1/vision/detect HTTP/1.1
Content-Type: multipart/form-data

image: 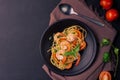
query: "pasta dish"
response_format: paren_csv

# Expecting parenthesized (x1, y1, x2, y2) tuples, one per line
(49, 25, 87, 70)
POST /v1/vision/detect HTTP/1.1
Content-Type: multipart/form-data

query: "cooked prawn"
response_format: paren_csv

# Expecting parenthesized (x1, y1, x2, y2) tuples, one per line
(55, 50, 64, 60)
(60, 40, 71, 51)
(54, 32, 66, 41)
(80, 41, 86, 50)
(66, 33, 77, 42)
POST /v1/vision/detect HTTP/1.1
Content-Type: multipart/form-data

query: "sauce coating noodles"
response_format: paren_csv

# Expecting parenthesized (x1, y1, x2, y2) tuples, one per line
(50, 25, 87, 70)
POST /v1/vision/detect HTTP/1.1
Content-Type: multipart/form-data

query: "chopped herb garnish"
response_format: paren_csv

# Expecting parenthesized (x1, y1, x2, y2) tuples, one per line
(54, 49, 57, 53)
(72, 32, 75, 34)
(57, 35, 61, 38)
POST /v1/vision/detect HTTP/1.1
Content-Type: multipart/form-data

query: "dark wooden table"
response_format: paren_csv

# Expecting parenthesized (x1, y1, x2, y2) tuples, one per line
(0, 0, 119, 80)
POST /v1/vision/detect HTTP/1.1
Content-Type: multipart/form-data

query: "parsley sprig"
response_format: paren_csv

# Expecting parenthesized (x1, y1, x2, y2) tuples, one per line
(64, 44, 80, 56)
(103, 52, 110, 63)
(101, 38, 119, 78)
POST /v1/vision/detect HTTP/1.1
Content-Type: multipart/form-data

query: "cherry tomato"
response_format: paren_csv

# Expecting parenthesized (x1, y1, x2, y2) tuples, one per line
(100, 0, 113, 10)
(105, 9, 119, 22)
(99, 71, 111, 80)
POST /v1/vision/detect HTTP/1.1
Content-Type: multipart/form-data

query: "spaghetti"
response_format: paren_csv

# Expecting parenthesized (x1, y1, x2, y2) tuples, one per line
(50, 25, 87, 70)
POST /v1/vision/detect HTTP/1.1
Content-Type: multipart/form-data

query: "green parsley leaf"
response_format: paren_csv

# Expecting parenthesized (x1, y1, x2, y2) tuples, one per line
(101, 38, 110, 47)
(114, 47, 119, 55)
(103, 52, 110, 63)
(64, 44, 80, 56)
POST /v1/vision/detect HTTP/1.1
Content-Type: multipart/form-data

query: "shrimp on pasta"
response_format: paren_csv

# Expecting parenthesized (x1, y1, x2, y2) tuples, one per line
(50, 25, 87, 70)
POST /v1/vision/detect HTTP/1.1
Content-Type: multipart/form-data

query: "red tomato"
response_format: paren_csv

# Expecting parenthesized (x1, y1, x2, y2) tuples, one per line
(100, 0, 113, 10)
(99, 71, 111, 80)
(105, 9, 119, 22)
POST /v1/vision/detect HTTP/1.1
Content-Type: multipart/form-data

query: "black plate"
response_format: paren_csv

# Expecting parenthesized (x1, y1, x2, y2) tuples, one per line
(40, 19, 97, 76)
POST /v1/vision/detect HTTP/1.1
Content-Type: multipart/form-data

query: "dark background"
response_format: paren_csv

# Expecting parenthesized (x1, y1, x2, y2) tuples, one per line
(0, 0, 119, 80)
